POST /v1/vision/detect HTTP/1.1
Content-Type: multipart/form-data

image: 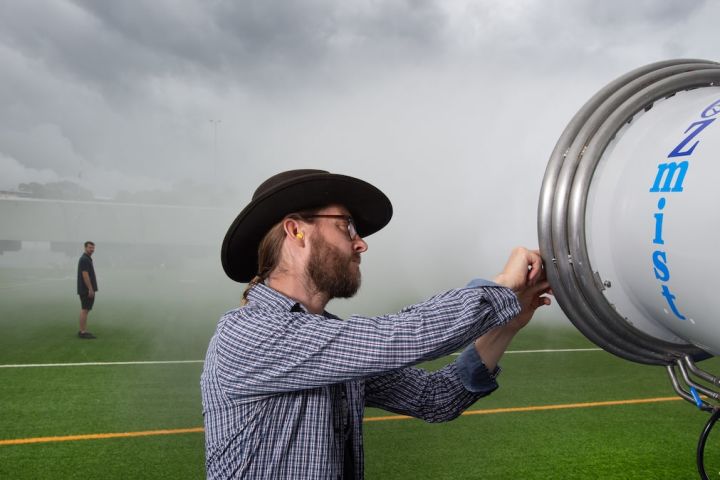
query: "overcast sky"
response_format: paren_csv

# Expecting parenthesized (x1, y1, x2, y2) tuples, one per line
(1, 0, 718, 312)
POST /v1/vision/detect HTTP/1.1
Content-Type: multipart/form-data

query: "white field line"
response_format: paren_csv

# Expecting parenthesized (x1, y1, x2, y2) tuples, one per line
(0, 348, 602, 369)
(0, 360, 205, 368)
(450, 347, 603, 355)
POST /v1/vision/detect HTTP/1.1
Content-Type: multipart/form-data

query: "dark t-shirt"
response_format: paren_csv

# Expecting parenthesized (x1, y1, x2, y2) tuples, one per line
(77, 253, 98, 295)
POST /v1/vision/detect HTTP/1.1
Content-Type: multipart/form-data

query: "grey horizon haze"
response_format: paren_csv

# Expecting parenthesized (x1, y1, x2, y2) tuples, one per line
(1, 0, 717, 318)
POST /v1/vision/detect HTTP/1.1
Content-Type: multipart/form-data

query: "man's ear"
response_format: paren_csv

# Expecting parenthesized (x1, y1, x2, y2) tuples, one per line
(283, 218, 304, 241)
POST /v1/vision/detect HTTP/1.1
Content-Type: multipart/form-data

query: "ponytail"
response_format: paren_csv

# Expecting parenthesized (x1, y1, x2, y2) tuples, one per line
(241, 275, 263, 305)
(240, 221, 287, 305)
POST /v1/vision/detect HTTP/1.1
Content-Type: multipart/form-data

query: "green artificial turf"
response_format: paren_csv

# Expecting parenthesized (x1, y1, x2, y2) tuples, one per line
(1, 266, 718, 479)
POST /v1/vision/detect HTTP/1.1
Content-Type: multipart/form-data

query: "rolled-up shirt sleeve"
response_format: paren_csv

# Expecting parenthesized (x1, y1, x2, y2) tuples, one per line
(455, 342, 501, 394)
(457, 279, 508, 393)
(465, 278, 502, 289)
(364, 279, 514, 421)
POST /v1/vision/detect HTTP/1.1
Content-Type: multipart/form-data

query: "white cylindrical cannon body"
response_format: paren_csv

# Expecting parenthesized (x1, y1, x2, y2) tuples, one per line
(587, 88, 720, 355)
(539, 59, 720, 365)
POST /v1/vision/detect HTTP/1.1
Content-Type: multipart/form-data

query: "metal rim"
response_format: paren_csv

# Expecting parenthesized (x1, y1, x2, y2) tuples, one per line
(538, 59, 719, 365)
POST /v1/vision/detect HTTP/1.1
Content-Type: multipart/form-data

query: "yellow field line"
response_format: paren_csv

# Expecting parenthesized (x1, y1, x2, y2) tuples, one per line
(0, 396, 684, 446)
(364, 395, 684, 422)
(0, 427, 204, 446)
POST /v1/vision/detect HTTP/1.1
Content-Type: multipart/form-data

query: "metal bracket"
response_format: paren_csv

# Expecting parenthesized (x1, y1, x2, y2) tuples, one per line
(667, 356, 720, 412)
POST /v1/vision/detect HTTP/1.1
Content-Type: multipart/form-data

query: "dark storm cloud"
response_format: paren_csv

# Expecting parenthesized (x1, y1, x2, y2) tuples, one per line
(0, 1, 211, 96)
(0, 0, 718, 197)
(81, 0, 448, 77)
(0, 0, 449, 96)
(580, 0, 705, 27)
(1, 0, 711, 100)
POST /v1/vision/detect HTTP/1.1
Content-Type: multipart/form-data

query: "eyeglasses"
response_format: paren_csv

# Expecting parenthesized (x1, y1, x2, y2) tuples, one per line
(299, 214, 358, 241)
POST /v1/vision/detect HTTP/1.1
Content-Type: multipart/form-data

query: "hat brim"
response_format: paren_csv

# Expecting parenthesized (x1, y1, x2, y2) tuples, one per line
(222, 172, 392, 282)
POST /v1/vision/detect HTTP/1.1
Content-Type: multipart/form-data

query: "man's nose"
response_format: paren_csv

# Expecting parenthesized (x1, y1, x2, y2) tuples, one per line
(353, 236, 368, 253)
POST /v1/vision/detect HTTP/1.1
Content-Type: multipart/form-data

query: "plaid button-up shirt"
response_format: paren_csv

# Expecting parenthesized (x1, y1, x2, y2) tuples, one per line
(201, 282, 520, 479)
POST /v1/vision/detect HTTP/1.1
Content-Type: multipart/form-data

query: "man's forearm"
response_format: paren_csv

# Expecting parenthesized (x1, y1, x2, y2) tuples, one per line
(82, 272, 93, 292)
(473, 323, 519, 371)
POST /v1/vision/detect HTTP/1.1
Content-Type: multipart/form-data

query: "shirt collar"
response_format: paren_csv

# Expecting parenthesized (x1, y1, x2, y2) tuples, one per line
(246, 283, 304, 313)
(246, 283, 338, 318)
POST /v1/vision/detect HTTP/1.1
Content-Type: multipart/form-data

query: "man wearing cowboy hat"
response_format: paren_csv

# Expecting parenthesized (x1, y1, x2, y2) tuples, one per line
(201, 169, 551, 479)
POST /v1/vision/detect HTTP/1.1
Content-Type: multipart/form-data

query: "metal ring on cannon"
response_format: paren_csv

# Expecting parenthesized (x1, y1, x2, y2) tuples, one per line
(537, 59, 720, 407)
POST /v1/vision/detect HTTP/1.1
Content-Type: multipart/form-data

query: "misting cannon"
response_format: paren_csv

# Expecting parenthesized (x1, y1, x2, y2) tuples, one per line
(538, 58, 720, 478)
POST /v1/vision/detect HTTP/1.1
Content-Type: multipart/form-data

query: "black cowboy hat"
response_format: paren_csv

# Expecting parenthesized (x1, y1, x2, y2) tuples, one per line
(221, 169, 393, 282)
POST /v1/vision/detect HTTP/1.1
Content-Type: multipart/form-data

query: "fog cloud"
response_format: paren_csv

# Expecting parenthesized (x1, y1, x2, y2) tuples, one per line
(1, 0, 718, 309)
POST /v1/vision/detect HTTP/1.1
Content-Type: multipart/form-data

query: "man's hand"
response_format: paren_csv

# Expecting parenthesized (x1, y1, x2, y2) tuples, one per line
(473, 247, 552, 369)
(507, 280, 551, 331)
(493, 247, 552, 331)
(88, 289, 95, 299)
(493, 247, 543, 292)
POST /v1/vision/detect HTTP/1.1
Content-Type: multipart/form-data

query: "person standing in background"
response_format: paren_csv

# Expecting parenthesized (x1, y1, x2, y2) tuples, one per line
(77, 241, 98, 339)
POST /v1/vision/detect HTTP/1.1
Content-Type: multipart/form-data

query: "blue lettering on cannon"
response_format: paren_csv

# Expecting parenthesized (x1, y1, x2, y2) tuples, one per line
(650, 98, 720, 320)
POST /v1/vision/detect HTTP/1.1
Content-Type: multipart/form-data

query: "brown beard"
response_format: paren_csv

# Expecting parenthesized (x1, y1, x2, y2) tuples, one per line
(306, 232, 361, 299)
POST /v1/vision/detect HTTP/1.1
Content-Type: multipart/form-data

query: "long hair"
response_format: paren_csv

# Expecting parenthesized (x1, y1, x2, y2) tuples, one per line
(241, 221, 286, 305)
(241, 209, 320, 305)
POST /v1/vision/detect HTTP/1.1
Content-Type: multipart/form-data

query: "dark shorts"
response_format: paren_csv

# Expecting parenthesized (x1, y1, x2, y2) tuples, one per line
(79, 294, 95, 311)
